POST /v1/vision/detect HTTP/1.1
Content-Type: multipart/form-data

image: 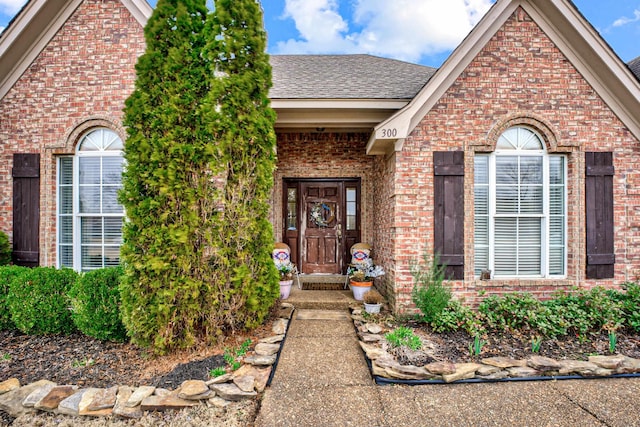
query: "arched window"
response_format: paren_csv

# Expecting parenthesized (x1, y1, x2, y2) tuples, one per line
(474, 127, 566, 277)
(57, 128, 124, 271)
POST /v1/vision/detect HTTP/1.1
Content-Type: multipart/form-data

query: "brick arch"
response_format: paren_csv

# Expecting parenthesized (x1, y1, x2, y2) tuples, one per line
(486, 113, 559, 152)
(60, 116, 126, 153)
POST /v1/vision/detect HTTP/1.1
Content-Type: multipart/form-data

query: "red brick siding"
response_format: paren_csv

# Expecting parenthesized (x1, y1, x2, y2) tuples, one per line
(0, 0, 145, 266)
(392, 8, 640, 311)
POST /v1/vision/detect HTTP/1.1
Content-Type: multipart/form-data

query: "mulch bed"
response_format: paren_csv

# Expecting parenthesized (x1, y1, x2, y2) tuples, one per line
(398, 318, 640, 365)
(0, 318, 277, 391)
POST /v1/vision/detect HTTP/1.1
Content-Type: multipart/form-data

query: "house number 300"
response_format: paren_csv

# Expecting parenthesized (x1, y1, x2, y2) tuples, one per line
(381, 128, 398, 138)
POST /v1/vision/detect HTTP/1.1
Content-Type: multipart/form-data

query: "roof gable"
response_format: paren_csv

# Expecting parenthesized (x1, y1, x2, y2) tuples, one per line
(367, 0, 640, 154)
(630, 57, 640, 81)
(0, 0, 152, 100)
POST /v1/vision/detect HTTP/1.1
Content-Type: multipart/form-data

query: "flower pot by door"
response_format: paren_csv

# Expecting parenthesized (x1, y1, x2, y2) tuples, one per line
(280, 280, 293, 299)
(350, 280, 372, 300)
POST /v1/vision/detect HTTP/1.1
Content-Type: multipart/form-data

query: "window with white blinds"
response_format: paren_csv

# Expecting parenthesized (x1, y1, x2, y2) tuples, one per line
(474, 127, 566, 278)
(57, 129, 124, 271)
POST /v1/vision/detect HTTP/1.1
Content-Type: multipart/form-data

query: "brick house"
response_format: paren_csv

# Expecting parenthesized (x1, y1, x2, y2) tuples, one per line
(1, 0, 640, 312)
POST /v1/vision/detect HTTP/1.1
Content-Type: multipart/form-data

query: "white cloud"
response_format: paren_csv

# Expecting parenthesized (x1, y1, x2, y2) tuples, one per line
(275, 0, 494, 62)
(0, 0, 26, 16)
(612, 9, 640, 27)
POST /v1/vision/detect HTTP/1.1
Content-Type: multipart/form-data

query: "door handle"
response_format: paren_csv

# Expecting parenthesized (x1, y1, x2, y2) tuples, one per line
(336, 223, 342, 241)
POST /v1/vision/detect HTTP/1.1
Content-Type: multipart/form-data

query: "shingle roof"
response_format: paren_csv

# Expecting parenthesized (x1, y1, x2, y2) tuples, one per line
(629, 56, 640, 81)
(270, 54, 436, 100)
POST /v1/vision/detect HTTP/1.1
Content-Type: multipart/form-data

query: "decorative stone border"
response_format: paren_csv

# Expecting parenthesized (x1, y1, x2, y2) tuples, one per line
(351, 308, 640, 384)
(0, 303, 294, 419)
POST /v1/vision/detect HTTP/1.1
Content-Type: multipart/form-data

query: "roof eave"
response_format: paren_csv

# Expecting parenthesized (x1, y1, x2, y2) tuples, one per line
(273, 98, 410, 133)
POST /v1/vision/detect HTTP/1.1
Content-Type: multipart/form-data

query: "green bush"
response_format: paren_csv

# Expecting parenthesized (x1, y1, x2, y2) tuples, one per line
(411, 252, 451, 323)
(478, 293, 544, 332)
(7, 267, 78, 335)
(619, 282, 640, 332)
(385, 327, 422, 350)
(0, 231, 11, 266)
(431, 299, 484, 335)
(0, 266, 28, 330)
(69, 267, 127, 342)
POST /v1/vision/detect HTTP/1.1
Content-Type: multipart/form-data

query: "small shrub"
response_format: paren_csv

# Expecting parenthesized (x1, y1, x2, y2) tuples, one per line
(363, 289, 384, 304)
(411, 252, 451, 323)
(468, 335, 486, 356)
(478, 293, 543, 332)
(0, 266, 28, 330)
(69, 267, 127, 342)
(618, 282, 640, 332)
(0, 231, 10, 266)
(7, 267, 78, 335)
(385, 327, 422, 351)
(430, 299, 484, 335)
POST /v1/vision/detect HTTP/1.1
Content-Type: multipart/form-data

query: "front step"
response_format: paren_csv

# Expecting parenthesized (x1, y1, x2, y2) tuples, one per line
(284, 287, 357, 310)
(297, 274, 347, 291)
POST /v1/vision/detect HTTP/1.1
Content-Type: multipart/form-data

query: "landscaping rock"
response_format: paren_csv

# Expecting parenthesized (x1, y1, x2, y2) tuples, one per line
(507, 366, 541, 378)
(358, 341, 389, 360)
(478, 370, 510, 380)
(177, 380, 211, 400)
(359, 333, 383, 343)
(476, 364, 502, 376)
(154, 388, 172, 397)
(243, 354, 276, 366)
(79, 388, 113, 416)
(527, 356, 562, 371)
(588, 355, 626, 370)
(386, 364, 435, 380)
(365, 323, 383, 334)
(259, 335, 284, 344)
(206, 373, 233, 385)
(618, 356, 640, 374)
(424, 361, 456, 375)
(481, 357, 527, 368)
(87, 385, 118, 411)
(0, 379, 20, 395)
(140, 394, 199, 411)
(254, 343, 280, 356)
(233, 375, 256, 392)
(0, 380, 54, 416)
(233, 364, 271, 393)
(558, 360, 612, 376)
(22, 381, 56, 407)
(126, 385, 155, 407)
(209, 383, 257, 401)
(272, 319, 288, 335)
(113, 386, 143, 419)
(57, 389, 87, 416)
(442, 363, 481, 383)
(35, 385, 78, 411)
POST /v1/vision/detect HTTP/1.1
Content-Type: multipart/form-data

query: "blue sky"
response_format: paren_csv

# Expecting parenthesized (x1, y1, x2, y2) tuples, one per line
(0, 0, 638, 67)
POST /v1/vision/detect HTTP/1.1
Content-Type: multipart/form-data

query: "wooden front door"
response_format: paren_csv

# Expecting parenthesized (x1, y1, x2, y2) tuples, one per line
(283, 179, 360, 274)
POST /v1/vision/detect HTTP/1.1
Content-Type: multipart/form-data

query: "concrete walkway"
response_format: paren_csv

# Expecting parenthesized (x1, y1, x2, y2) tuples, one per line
(256, 291, 640, 427)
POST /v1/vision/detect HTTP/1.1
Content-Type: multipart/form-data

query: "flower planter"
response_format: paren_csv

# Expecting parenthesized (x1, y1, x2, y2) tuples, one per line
(279, 280, 293, 299)
(364, 302, 381, 314)
(350, 280, 372, 300)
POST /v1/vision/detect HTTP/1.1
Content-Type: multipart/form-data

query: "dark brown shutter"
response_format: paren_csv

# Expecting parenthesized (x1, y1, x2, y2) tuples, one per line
(585, 152, 614, 279)
(434, 151, 464, 280)
(12, 154, 40, 267)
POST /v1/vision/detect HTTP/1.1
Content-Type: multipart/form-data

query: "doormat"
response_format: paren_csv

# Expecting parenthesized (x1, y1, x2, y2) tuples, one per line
(300, 282, 345, 291)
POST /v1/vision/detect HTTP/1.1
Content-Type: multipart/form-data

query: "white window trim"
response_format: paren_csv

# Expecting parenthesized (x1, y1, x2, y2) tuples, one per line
(57, 128, 124, 271)
(476, 131, 567, 279)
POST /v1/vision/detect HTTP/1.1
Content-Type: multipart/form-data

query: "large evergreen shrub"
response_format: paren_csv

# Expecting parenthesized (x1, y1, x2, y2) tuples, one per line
(0, 231, 11, 266)
(7, 267, 78, 335)
(204, 0, 280, 331)
(120, 0, 216, 352)
(69, 267, 127, 342)
(0, 266, 28, 330)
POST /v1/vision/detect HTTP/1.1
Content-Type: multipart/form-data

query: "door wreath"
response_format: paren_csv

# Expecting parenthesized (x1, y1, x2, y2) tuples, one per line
(310, 202, 335, 227)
